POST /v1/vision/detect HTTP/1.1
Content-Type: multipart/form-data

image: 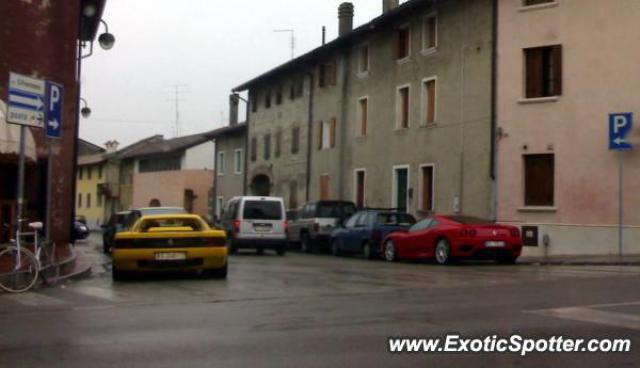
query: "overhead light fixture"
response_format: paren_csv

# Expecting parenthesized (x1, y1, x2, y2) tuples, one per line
(83, 4, 97, 17)
(80, 98, 92, 118)
(98, 19, 116, 50)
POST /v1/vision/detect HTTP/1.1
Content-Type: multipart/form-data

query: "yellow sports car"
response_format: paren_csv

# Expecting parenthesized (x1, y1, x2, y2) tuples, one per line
(112, 214, 228, 280)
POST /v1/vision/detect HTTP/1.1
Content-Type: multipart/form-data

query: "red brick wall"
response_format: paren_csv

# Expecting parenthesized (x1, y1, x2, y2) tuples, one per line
(0, 1, 82, 247)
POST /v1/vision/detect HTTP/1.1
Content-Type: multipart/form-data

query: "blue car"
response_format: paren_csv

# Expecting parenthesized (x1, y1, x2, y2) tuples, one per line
(330, 209, 416, 259)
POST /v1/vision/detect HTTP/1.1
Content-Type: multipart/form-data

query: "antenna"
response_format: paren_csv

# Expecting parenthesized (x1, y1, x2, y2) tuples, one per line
(167, 84, 189, 137)
(274, 29, 295, 60)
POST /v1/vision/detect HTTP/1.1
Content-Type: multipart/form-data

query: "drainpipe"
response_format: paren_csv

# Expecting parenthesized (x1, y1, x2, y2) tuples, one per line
(243, 95, 250, 195)
(305, 71, 315, 202)
(490, 0, 499, 221)
(457, 43, 467, 215)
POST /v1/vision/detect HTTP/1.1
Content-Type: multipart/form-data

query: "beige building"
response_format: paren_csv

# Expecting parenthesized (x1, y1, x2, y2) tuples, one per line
(233, 0, 495, 219)
(211, 121, 247, 220)
(496, 0, 640, 256)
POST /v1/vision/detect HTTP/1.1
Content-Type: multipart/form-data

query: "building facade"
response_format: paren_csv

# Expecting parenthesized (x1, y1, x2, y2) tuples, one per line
(211, 122, 247, 221)
(234, 0, 496, 220)
(496, 0, 640, 256)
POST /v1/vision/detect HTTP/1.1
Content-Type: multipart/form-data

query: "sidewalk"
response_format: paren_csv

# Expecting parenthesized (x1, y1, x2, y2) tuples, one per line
(519, 254, 640, 266)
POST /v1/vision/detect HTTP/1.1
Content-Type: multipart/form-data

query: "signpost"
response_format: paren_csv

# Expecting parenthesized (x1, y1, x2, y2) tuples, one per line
(6, 72, 64, 239)
(608, 113, 633, 257)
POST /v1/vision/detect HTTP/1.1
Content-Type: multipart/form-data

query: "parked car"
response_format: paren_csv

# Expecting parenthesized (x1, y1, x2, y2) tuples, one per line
(102, 211, 135, 253)
(75, 215, 87, 225)
(330, 209, 416, 259)
(287, 200, 357, 253)
(111, 214, 228, 280)
(73, 220, 90, 241)
(220, 196, 287, 255)
(381, 215, 522, 265)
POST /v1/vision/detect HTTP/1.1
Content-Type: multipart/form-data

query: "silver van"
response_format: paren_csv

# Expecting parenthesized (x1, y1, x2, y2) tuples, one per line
(220, 196, 287, 255)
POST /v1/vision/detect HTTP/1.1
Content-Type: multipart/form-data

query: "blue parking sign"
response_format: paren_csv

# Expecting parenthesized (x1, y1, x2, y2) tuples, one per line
(45, 82, 64, 139)
(609, 113, 633, 150)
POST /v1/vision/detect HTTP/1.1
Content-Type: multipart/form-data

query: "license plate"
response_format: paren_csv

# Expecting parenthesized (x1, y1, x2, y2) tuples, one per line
(485, 241, 505, 248)
(155, 252, 187, 261)
(254, 225, 272, 233)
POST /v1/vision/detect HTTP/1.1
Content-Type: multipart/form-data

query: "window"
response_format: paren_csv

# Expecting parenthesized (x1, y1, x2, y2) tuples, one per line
(422, 77, 437, 124)
(523, 0, 555, 5)
(358, 97, 368, 136)
(420, 165, 434, 212)
(275, 130, 282, 158)
(318, 60, 337, 88)
(97, 193, 103, 207)
(265, 91, 272, 108)
(78, 167, 83, 180)
(86, 193, 92, 209)
(139, 156, 181, 173)
(289, 82, 296, 100)
(354, 169, 366, 208)
(234, 149, 243, 174)
(98, 166, 103, 179)
(320, 174, 330, 200)
(358, 44, 369, 74)
(217, 151, 225, 175)
(243, 200, 283, 220)
(77, 193, 82, 208)
(87, 166, 92, 180)
(251, 137, 257, 162)
(276, 86, 283, 105)
(396, 26, 411, 60)
(291, 127, 300, 154)
(216, 196, 224, 219)
(264, 134, 271, 160)
(319, 119, 336, 149)
(525, 45, 562, 98)
(251, 92, 258, 113)
(290, 77, 304, 99)
(422, 15, 437, 50)
(289, 180, 298, 209)
(524, 154, 554, 206)
(396, 85, 411, 129)
(393, 166, 410, 213)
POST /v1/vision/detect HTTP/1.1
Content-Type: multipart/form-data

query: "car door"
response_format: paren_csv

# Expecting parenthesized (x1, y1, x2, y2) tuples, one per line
(355, 213, 375, 252)
(340, 213, 361, 251)
(405, 218, 433, 256)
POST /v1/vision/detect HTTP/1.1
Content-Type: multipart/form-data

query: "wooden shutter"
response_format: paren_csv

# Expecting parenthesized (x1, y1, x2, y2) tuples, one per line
(524, 155, 554, 206)
(318, 121, 323, 150)
(525, 48, 543, 98)
(427, 80, 436, 124)
(330, 118, 336, 148)
(552, 45, 562, 96)
(427, 17, 437, 48)
(292, 127, 299, 154)
(401, 88, 409, 128)
(360, 99, 368, 136)
(320, 175, 330, 200)
(421, 166, 433, 211)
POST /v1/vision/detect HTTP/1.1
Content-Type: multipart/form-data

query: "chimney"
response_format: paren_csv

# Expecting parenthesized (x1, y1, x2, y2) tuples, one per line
(338, 2, 354, 37)
(104, 140, 119, 153)
(383, 0, 399, 13)
(229, 93, 239, 126)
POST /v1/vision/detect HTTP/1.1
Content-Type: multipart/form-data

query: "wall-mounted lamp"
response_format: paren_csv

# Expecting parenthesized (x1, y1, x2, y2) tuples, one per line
(98, 20, 116, 50)
(80, 98, 92, 118)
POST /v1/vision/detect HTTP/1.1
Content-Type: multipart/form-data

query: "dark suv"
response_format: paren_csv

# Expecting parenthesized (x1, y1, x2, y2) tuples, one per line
(287, 200, 357, 253)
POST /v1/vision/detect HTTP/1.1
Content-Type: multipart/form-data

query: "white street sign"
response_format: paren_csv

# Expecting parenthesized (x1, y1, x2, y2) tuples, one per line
(7, 72, 46, 128)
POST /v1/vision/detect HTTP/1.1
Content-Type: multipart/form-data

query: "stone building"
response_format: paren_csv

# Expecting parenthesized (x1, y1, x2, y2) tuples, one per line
(233, 0, 496, 219)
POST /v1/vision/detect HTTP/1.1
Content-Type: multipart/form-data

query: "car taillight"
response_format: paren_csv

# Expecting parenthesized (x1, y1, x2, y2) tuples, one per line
(510, 228, 520, 238)
(460, 228, 477, 237)
(313, 222, 320, 232)
(233, 220, 241, 233)
(371, 229, 383, 243)
(284, 220, 289, 234)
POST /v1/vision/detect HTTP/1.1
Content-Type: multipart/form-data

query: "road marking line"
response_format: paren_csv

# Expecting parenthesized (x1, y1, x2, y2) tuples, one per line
(529, 306, 640, 331)
(71, 286, 124, 302)
(1, 292, 67, 307)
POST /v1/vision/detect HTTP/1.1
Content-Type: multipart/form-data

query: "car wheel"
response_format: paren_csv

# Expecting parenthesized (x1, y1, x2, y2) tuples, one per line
(204, 263, 228, 279)
(276, 246, 286, 256)
(497, 256, 517, 265)
(256, 248, 264, 255)
(435, 239, 452, 265)
(384, 240, 397, 262)
(112, 266, 127, 282)
(363, 242, 374, 260)
(301, 233, 312, 254)
(331, 239, 341, 256)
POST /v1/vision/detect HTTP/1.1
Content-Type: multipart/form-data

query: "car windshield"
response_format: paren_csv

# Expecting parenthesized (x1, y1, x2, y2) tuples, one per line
(139, 208, 187, 216)
(243, 201, 282, 220)
(316, 202, 357, 219)
(139, 217, 204, 232)
(447, 216, 494, 225)
(376, 213, 416, 226)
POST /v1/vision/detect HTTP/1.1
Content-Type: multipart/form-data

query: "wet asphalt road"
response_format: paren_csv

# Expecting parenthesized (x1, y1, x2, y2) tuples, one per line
(1, 235, 639, 367)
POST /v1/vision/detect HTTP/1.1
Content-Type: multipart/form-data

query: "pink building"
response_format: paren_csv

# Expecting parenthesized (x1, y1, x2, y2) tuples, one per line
(497, 0, 640, 256)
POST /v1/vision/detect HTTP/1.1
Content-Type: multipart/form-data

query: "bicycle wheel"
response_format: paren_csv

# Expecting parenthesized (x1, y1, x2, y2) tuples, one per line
(0, 246, 39, 293)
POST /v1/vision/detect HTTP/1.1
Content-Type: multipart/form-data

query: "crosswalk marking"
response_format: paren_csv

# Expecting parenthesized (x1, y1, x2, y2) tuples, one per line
(1, 292, 67, 307)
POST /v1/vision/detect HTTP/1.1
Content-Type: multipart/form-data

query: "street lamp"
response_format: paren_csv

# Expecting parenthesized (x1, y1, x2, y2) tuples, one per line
(80, 98, 91, 118)
(98, 20, 115, 50)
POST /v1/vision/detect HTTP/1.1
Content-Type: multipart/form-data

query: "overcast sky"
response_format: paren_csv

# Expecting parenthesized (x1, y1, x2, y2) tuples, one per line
(79, 0, 392, 148)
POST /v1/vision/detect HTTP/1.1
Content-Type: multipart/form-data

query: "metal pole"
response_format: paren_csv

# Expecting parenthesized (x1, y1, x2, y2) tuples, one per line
(16, 125, 26, 231)
(618, 150, 624, 257)
(46, 138, 53, 240)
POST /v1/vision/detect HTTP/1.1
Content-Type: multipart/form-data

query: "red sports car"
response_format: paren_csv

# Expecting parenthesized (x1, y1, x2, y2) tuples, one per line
(381, 215, 522, 264)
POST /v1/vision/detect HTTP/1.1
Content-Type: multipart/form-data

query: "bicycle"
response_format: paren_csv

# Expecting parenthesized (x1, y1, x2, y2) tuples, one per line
(0, 220, 57, 293)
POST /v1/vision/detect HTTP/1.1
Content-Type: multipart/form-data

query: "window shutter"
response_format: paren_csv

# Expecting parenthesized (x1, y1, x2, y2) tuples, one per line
(525, 49, 543, 98)
(427, 81, 436, 123)
(318, 121, 323, 150)
(330, 118, 337, 148)
(552, 45, 563, 96)
(328, 61, 337, 86)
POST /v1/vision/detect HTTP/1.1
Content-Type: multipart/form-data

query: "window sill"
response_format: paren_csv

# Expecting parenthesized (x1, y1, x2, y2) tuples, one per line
(396, 56, 411, 65)
(518, 96, 560, 104)
(421, 47, 438, 57)
(517, 206, 557, 213)
(394, 127, 410, 132)
(357, 71, 370, 79)
(419, 122, 438, 128)
(518, 2, 558, 12)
